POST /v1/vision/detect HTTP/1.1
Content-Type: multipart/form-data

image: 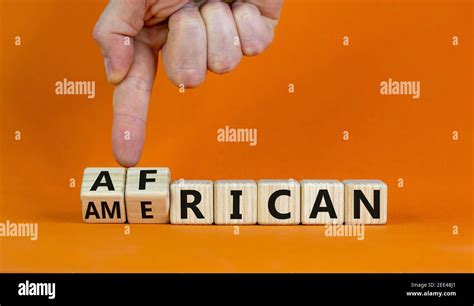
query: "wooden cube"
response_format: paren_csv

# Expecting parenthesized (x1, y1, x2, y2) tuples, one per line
(344, 180, 387, 224)
(125, 167, 170, 223)
(214, 180, 257, 225)
(301, 180, 344, 225)
(257, 179, 300, 225)
(80, 168, 126, 223)
(170, 180, 213, 224)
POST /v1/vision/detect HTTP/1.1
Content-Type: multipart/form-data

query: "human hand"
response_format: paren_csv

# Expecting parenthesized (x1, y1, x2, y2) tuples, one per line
(93, 0, 283, 167)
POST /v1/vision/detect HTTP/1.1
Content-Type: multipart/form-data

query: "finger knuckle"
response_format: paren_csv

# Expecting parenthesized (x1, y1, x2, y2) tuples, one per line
(92, 23, 106, 43)
(201, 1, 225, 15)
(169, 11, 203, 30)
(123, 75, 153, 93)
(234, 3, 257, 22)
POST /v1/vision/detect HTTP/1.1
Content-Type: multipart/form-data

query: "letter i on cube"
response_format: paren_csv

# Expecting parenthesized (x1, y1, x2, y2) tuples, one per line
(214, 180, 257, 225)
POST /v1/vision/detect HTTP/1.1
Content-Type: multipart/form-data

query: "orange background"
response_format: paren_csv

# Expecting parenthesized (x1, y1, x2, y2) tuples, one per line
(0, 0, 472, 272)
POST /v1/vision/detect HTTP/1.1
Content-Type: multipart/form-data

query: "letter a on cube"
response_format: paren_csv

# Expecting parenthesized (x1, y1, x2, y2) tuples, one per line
(80, 168, 126, 223)
(301, 180, 344, 225)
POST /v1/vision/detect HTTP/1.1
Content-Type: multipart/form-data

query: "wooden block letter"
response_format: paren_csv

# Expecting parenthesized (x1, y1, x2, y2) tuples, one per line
(214, 180, 257, 225)
(344, 180, 387, 224)
(301, 180, 344, 225)
(170, 180, 213, 224)
(125, 167, 170, 224)
(257, 179, 300, 225)
(80, 168, 126, 223)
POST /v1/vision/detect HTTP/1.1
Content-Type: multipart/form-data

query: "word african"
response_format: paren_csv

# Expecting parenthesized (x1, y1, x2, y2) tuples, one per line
(80, 168, 387, 225)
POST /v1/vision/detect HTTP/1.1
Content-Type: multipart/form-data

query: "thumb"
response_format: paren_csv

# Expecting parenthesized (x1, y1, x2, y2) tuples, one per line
(93, 0, 147, 84)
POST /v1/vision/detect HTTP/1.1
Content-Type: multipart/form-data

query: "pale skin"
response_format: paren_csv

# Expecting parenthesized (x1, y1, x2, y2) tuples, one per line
(93, 0, 284, 167)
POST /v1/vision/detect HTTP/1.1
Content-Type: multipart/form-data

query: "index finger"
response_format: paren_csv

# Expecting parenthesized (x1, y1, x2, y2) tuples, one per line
(112, 41, 157, 167)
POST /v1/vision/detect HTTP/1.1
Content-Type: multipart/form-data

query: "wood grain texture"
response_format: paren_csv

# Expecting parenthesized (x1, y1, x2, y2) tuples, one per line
(170, 179, 214, 224)
(343, 180, 387, 224)
(301, 180, 344, 225)
(80, 168, 126, 223)
(257, 179, 300, 225)
(125, 167, 170, 224)
(214, 180, 257, 225)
